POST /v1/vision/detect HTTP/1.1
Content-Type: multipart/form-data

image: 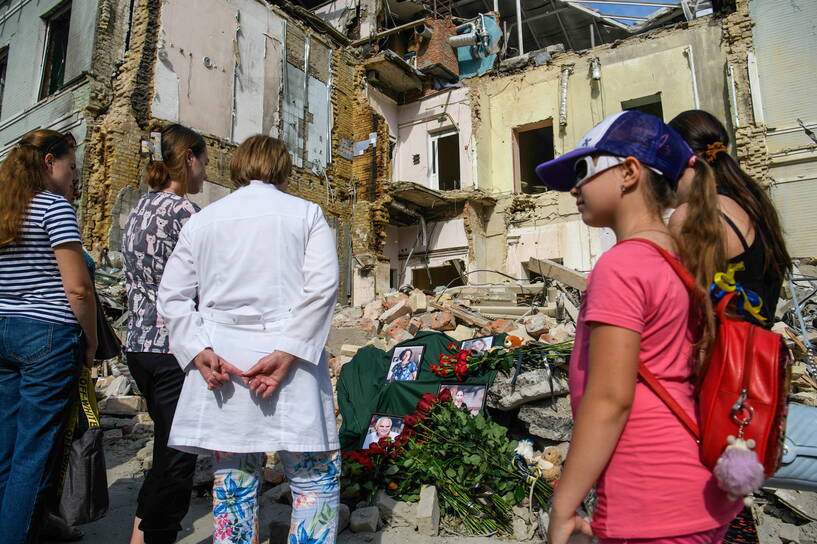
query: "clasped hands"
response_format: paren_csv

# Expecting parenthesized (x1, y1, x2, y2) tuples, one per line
(192, 348, 297, 398)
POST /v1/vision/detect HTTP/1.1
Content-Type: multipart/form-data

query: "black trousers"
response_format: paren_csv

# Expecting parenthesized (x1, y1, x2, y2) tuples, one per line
(126, 352, 197, 544)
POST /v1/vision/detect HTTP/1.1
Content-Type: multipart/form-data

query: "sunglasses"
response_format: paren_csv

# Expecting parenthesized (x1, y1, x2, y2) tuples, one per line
(573, 154, 664, 189)
(573, 155, 626, 189)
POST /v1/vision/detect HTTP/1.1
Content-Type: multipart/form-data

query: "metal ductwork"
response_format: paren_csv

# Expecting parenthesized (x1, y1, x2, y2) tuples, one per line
(449, 32, 479, 47)
(414, 24, 432, 40)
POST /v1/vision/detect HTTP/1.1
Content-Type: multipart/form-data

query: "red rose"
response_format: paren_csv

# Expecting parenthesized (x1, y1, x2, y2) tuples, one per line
(420, 393, 436, 404)
(416, 400, 433, 413)
(378, 437, 392, 447)
(447, 342, 458, 351)
(404, 414, 419, 427)
(368, 443, 385, 455)
(438, 388, 452, 402)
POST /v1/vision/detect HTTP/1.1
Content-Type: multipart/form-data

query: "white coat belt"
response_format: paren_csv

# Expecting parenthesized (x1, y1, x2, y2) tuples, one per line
(200, 307, 291, 325)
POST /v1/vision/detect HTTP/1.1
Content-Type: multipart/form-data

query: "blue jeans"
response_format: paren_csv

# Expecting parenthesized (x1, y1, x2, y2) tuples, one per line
(0, 316, 82, 544)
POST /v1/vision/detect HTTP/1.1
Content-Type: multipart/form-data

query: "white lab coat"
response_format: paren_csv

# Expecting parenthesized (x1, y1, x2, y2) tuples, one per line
(157, 181, 340, 454)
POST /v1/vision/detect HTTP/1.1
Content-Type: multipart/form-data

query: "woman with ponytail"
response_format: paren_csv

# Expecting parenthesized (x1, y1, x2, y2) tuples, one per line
(670, 109, 790, 326)
(0, 130, 97, 543)
(534, 111, 741, 544)
(122, 124, 208, 544)
(670, 110, 791, 544)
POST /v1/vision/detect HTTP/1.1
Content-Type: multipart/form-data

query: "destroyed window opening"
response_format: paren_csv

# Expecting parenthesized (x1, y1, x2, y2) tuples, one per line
(38, 1, 72, 101)
(513, 119, 554, 195)
(621, 92, 663, 119)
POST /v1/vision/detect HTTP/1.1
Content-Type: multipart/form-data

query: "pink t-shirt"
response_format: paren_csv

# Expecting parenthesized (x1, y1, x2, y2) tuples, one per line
(569, 240, 742, 539)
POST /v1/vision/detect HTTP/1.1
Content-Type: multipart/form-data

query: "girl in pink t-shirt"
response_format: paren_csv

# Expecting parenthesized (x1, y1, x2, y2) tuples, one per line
(532, 111, 742, 544)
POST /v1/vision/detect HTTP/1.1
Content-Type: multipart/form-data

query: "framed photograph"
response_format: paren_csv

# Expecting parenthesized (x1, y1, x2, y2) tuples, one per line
(361, 414, 405, 449)
(386, 345, 426, 382)
(438, 383, 488, 416)
(461, 335, 494, 355)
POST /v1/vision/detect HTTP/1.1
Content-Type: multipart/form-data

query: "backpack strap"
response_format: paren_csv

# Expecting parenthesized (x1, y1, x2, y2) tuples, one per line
(617, 237, 702, 442)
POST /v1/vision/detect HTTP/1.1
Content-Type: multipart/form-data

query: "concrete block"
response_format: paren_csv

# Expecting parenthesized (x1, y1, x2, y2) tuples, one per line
(340, 344, 363, 358)
(780, 523, 802, 543)
(103, 428, 123, 442)
(488, 368, 569, 411)
(101, 395, 146, 416)
(448, 325, 476, 341)
(416, 485, 440, 536)
(262, 482, 292, 505)
(375, 490, 416, 527)
(518, 396, 573, 441)
(338, 503, 350, 533)
(104, 375, 131, 398)
(362, 300, 384, 320)
(262, 503, 293, 542)
(379, 300, 410, 324)
(382, 292, 408, 310)
(408, 289, 428, 314)
(523, 313, 554, 337)
(350, 506, 379, 533)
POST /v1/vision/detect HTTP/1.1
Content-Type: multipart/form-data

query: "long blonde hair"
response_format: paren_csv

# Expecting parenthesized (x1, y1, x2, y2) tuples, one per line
(644, 159, 726, 369)
(0, 129, 75, 246)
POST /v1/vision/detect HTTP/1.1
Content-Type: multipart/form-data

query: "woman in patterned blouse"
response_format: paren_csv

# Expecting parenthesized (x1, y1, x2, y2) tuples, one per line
(121, 124, 208, 544)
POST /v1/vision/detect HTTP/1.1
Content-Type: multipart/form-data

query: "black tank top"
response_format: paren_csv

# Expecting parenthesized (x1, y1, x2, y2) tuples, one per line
(718, 187, 780, 327)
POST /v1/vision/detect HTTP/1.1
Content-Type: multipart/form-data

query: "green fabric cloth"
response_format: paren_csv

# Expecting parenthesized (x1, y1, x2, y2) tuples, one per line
(336, 331, 505, 451)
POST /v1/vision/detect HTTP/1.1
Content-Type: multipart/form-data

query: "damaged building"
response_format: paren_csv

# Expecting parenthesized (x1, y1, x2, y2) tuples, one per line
(0, 0, 815, 305)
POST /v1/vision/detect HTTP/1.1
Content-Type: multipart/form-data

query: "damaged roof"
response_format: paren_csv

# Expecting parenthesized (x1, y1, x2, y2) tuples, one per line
(446, 0, 715, 54)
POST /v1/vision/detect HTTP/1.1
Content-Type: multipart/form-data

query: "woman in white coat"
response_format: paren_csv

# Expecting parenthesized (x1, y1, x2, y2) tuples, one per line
(157, 135, 340, 544)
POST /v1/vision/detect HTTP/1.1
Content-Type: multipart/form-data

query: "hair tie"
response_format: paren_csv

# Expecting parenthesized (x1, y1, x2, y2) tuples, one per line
(703, 141, 727, 163)
(688, 155, 697, 167)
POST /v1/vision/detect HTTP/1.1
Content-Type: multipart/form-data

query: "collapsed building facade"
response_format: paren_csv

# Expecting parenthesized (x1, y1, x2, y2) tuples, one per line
(0, 0, 814, 306)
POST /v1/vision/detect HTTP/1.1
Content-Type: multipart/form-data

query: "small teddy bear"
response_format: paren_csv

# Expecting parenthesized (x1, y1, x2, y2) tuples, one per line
(504, 335, 525, 350)
(533, 446, 563, 483)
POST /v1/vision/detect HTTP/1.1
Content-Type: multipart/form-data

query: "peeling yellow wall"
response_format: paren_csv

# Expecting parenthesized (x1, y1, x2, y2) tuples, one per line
(467, 20, 727, 194)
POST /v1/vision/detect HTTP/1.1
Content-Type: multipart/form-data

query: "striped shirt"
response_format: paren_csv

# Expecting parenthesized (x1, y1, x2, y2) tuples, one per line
(0, 192, 83, 325)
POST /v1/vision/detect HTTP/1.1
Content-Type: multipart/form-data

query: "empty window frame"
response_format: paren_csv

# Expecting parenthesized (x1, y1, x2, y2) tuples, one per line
(622, 92, 664, 120)
(429, 130, 460, 191)
(513, 120, 554, 194)
(39, 2, 72, 100)
(410, 261, 465, 291)
(0, 47, 7, 119)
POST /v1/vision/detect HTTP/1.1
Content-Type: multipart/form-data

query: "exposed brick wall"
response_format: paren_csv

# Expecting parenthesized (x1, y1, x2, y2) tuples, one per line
(79, 2, 384, 304)
(722, 0, 770, 182)
(415, 17, 459, 78)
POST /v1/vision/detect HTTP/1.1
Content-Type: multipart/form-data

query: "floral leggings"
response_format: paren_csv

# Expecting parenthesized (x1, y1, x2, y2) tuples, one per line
(212, 450, 341, 544)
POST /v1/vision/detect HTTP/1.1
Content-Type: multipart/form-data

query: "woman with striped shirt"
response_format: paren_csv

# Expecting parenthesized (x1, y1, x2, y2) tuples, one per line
(0, 129, 97, 543)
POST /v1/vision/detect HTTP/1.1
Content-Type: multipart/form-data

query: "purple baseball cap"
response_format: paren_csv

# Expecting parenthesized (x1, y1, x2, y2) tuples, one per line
(534, 111, 695, 192)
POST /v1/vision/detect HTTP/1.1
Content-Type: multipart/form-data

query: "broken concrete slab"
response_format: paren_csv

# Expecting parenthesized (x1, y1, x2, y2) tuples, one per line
(780, 522, 802, 543)
(416, 485, 440, 536)
(104, 375, 132, 398)
(100, 395, 147, 416)
(488, 369, 569, 411)
(518, 396, 573, 442)
(375, 490, 416, 528)
(527, 257, 587, 291)
(338, 503, 351, 533)
(350, 506, 380, 533)
(340, 344, 363, 358)
(448, 325, 476, 342)
(773, 488, 817, 521)
(262, 482, 292, 505)
(429, 301, 491, 328)
(261, 503, 293, 542)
